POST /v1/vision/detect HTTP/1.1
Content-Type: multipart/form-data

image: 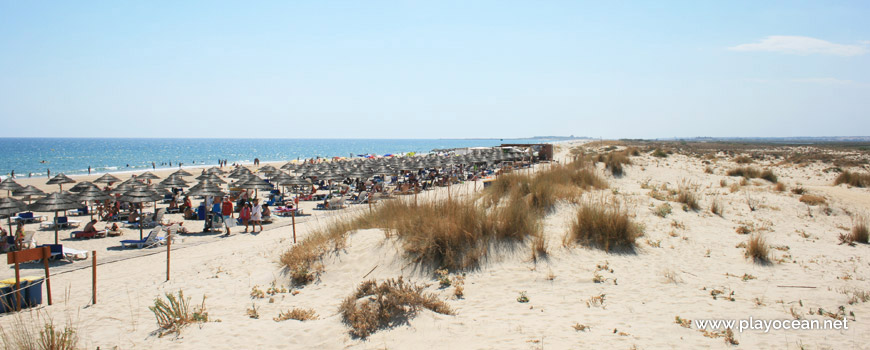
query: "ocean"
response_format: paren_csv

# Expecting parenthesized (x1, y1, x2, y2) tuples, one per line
(0, 138, 555, 178)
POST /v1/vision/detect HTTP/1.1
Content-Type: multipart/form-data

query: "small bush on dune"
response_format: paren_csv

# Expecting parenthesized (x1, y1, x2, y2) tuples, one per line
(727, 167, 777, 183)
(340, 277, 452, 338)
(676, 182, 701, 211)
(653, 203, 672, 218)
(774, 182, 786, 192)
(567, 197, 640, 252)
(711, 198, 724, 217)
(274, 308, 318, 322)
(149, 290, 209, 337)
(745, 234, 769, 264)
(651, 149, 668, 158)
(734, 156, 754, 164)
(799, 194, 826, 206)
(851, 215, 869, 244)
(604, 151, 631, 177)
(835, 171, 870, 187)
(0, 311, 79, 350)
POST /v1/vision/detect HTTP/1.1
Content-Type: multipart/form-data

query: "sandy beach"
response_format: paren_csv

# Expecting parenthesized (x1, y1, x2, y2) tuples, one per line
(0, 140, 868, 349)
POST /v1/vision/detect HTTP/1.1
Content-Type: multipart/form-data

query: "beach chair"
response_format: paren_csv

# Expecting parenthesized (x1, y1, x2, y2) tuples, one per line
(40, 216, 80, 230)
(67, 207, 89, 216)
(70, 229, 107, 239)
(120, 226, 165, 248)
(14, 212, 46, 224)
(20, 231, 37, 249)
(328, 196, 346, 210)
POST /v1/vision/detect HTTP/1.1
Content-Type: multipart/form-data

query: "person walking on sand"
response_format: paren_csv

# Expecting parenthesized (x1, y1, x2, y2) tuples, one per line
(239, 201, 251, 233)
(47, 168, 50, 178)
(221, 196, 234, 235)
(251, 199, 263, 233)
(88, 166, 91, 175)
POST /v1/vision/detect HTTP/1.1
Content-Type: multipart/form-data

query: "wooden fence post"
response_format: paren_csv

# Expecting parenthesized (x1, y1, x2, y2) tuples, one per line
(92, 250, 97, 304)
(42, 246, 52, 305)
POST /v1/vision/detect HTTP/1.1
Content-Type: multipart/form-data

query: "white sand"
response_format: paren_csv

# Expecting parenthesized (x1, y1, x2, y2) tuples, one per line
(1, 142, 869, 349)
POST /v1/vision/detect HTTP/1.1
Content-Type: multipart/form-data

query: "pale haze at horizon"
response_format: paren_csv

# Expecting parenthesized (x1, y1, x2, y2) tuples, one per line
(0, 1, 868, 139)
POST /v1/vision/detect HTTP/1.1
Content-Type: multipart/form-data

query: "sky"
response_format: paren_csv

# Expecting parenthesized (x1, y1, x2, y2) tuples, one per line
(0, 1, 868, 139)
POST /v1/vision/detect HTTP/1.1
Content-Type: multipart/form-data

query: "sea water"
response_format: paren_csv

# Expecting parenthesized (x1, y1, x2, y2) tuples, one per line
(0, 138, 554, 178)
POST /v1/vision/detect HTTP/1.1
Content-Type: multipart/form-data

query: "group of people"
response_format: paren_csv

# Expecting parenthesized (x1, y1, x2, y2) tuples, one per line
(0, 222, 27, 252)
(217, 196, 267, 234)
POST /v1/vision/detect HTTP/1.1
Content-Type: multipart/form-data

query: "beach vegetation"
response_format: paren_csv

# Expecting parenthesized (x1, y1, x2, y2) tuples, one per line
(340, 277, 452, 338)
(834, 171, 870, 187)
(567, 196, 640, 252)
(149, 290, 209, 337)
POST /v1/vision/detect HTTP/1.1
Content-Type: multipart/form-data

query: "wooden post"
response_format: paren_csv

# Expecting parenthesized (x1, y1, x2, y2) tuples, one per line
(291, 209, 297, 244)
(42, 246, 52, 305)
(12, 252, 21, 311)
(91, 250, 97, 304)
(54, 210, 59, 245)
(166, 230, 171, 281)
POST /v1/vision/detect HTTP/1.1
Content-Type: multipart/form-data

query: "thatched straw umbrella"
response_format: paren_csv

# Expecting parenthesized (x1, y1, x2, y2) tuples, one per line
(0, 177, 23, 197)
(118, 187, 162, 239)
(28, 192, 84, 244)
(69, 181, 98, 193)
(74, 187, 111, 221)
(0, 197, 27, 234)
(93, 173, 121, 186)
(46, 173, 76, 191)
(171, 169, 194, 177)
(12, 185, 45, 205)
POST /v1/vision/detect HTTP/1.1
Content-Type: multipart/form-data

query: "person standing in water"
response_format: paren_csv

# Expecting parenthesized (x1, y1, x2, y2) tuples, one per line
(88, 166, 91, 175)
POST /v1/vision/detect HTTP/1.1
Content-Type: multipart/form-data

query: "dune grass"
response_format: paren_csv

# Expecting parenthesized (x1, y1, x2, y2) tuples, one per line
(567, 196, 640, 252)
(0, 311, 79, 350)
(799, 194, 827, 206)
(676, 181, 701, 211)
(149, 290, 209, 337)
(851, 215, 869, 244)
(745, 234, 769, 264)
(340, 277, 452, 338)
(835, 171, 870, 187)
(274, 308, 318, 322)
(726, 167, 778, 183)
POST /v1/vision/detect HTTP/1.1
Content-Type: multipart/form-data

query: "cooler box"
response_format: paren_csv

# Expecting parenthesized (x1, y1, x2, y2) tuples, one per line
(0, 283, 15, 313)
(0, 276, 44, 308)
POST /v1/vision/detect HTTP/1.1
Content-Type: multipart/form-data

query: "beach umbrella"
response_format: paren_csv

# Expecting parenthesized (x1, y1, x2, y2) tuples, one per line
(137, 172, 161, 181)
(28, 192, 85, 244)
(205, 167, 226, 175)
(74, 187, 111, 220)
(69, 181, 98, 193)
(188, 183, 226, 198)
(118, 187, 162, 239)
(0, 197, 27, 235)
(258, 165, 278, 174)
(196, 173, 226, 184)
(235, 177, 272, 199)
(171, 169, 194, 177)
(0, 178, 23, 197)
(46, 173, 76, 191)
(12, 185, 46, 205)
(93, 173, 121, 185)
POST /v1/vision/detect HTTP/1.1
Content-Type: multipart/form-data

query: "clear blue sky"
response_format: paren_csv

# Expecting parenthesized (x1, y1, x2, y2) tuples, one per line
(1, 1, 867, 139)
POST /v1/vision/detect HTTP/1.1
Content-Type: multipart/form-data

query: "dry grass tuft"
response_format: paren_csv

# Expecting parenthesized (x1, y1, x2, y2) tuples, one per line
(274, 308, 318, 322)
(653, 203, 672, 218)
(734, 156, 754, 164)
(567, 196, 640, 252)
(530, 232, 548, 263)
(834, 171, 870, 187)
(0, 311, 79, 350)
(711, 197, 724, 217)
(745, 234, 769, 264)
(149, 290, 209, 337)
(340, 277, 452, 338)
(850, 215, 869, 244)
(676, 181, 701, 211)
(774, 182, 786, 192)
(727, 167, 777, 183)
(799, 194, 826, 206)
